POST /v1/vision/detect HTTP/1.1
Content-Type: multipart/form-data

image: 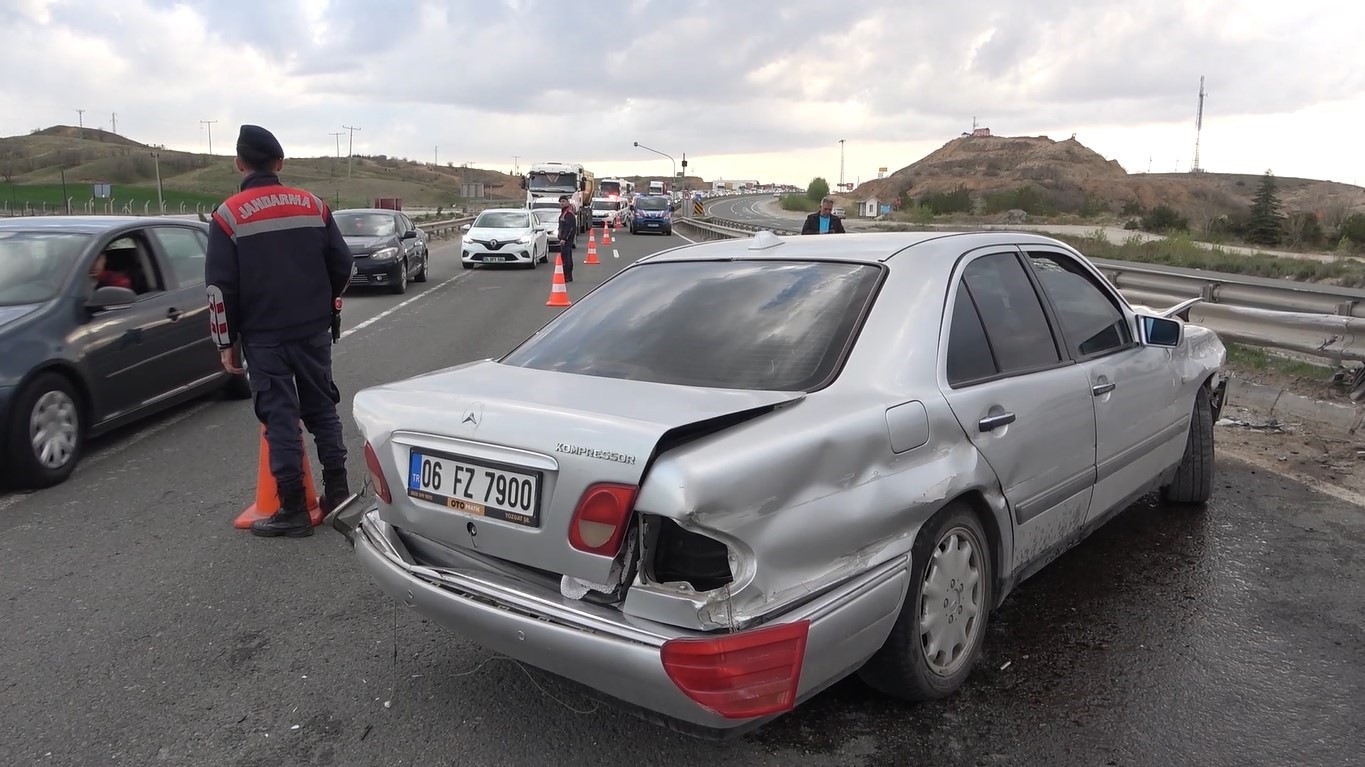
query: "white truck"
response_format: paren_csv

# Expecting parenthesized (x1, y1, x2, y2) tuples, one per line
(522, 162, 594, 234)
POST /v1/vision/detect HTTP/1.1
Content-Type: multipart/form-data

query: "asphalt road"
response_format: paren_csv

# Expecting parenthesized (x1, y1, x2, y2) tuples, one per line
(2, 223, 1363, 767)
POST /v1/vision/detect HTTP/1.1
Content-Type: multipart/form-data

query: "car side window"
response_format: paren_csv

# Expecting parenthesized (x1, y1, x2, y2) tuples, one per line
(959, 253, 1061, 374)
(98, 231, 165, 295)
(149, 226, 208, 289)
(1026, 251, 1132, 358)
(946, 282, 998, 385)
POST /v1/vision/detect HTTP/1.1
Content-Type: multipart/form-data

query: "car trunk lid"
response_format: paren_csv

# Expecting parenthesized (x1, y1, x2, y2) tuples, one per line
(354, 360, 803, 585)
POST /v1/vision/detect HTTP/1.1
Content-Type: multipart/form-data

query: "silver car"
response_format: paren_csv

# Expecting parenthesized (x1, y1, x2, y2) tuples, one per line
(331, 230, 1227, 737)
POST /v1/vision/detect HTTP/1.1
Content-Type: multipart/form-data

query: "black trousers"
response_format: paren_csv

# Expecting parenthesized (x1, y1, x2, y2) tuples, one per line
(559, 239, 574, 281)
(241, 329, 347, 489)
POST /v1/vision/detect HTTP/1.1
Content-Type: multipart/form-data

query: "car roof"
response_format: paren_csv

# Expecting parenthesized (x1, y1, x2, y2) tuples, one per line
(0, 215, 207, 234)
(477, 208, 531, 215)
(334, 208, 402, 215)
(639, 230, 1082, 265)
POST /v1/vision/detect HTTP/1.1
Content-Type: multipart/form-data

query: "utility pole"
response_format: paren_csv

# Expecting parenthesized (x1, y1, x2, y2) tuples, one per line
(75, 109, 85, 139)
(838, 139, 846, 189)
(110, 112, 117, 135)
(200, 120, 218, 154)
(434, 145, 438, 167)
(149, 151, 164, 214)
(1191, 75, 1206, 173)
(512, 155, 520, 175)
(329, 132, 343, 158)
(342, 125, 360, 178)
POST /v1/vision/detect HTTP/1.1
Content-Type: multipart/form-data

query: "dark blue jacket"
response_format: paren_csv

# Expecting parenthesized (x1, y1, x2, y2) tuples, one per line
(204, 172, 354, 346)
(558, 207, 576, 244)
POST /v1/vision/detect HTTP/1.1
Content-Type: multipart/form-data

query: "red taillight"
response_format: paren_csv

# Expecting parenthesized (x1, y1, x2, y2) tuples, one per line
(567, 483, 636, 556)
(363, 441, 391, 504)
(661, 620, 810, 719)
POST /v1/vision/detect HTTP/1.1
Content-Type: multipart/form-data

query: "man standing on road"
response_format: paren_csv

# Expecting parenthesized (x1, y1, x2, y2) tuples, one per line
(557, 194, 576, 282)
(801, 197, 846, 235)
(205, 124, 356, 539)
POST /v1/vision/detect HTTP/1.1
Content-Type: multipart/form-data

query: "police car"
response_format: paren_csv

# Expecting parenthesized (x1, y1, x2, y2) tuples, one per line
(628, 194, 672, 236)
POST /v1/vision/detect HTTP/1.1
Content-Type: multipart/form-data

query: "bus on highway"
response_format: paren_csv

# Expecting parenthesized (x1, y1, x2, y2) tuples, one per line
(598, 178, 634, 201)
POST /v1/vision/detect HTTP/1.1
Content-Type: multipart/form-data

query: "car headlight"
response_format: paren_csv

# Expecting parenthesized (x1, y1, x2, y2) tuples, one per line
(371, 247, 398, 261)
(462, 236, 474, 244)
(517, 235, 533, 244)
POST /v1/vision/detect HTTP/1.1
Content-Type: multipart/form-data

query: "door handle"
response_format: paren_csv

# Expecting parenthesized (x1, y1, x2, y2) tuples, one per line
(1092, 382, 1116, 396)
(978, 412, 1016, 432)
(166, 307, 182, 321)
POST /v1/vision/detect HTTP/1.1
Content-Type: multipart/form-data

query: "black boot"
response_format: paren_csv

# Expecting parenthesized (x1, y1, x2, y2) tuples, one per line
(251, 482, 314, 538)
(320, 467, 351, 516)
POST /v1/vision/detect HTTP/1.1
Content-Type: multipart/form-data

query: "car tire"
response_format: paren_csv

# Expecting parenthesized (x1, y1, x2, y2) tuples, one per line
(857, 500, 994, 702)
(5, 372, 84, 489)
(414, 250, 429, 283)
(223, 373, 253, 400)
(391, 259, 409, 294)
(1159, 384, 1215, 504)
(462, 262, 472, 270)
(665, 227, 672, 236)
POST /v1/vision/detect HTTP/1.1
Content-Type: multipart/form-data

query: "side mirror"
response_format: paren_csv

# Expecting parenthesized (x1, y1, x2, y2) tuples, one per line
(86, 285, 138, 311)
(1137, 314, 1182, 347)
(460, 223, 471, 232)
(402, 230, 417, 239)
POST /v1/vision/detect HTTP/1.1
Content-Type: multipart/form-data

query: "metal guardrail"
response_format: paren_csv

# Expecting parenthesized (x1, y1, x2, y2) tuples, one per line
(420, 216, 476, 240)
(687, 211, 1365, 364)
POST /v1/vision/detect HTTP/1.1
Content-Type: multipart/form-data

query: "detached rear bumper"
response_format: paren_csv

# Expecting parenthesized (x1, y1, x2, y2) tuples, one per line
(333, 503, 909, 736)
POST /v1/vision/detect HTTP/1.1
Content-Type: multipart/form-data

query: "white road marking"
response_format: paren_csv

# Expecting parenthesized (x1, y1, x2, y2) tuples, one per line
(341, 270, 474, 340)
(613, 249, 620, 259)
(674, 232, 697, 244)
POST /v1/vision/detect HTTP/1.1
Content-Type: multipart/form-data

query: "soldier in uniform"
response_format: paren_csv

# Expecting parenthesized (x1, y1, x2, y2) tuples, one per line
(205, 124, 356, 538)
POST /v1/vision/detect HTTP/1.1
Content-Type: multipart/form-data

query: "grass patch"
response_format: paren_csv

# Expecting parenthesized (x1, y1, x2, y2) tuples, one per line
(780, 195, 818, 213)
(1050, 231, 1365, 287)
(1, 183, 222, 212)
(1225, 343, 1334, 379)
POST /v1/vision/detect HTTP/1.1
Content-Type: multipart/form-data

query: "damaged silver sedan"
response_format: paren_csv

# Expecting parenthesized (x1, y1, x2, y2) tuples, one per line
(329, 229, 1227, 737)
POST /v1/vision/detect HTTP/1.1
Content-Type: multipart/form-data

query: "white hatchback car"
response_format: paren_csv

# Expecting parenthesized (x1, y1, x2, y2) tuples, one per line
(461, 209, 549, 269)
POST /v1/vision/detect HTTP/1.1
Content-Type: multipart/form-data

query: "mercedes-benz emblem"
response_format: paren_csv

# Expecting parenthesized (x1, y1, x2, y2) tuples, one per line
(462, 410, 479, 426)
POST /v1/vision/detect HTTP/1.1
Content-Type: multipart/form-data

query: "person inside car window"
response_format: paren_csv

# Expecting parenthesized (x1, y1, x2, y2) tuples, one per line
(90, 252, 133, 290)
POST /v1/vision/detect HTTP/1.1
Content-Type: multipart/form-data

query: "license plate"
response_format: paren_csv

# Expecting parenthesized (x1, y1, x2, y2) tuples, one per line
(407, 449, 541, 527)
(484, 256, 505, 262)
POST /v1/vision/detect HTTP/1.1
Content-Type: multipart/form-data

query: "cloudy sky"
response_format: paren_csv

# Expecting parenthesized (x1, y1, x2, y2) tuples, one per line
(2, 0, 1362, 187)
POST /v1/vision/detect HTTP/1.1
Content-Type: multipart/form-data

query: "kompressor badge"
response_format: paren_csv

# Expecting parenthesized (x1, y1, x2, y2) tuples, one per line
(555, 443, 637, 465)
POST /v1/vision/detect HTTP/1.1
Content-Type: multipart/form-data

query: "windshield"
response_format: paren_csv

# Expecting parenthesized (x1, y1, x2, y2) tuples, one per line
(334, 213, 397, 237)
(533, 210, 560, 226)
(636, 197, 669, 211)
(592, 201, 621, 211)
(475, 211, 531, 229)
(599, 182, 622, 196)
(0, 232, 92, 307)
(527, 172, 578, 193)
(502, 260, 883, 391)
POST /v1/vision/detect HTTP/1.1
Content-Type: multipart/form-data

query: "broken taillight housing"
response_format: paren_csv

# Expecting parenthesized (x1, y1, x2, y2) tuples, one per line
(568, 483, 637, 557)
(363, 440, 391, 504)
(660, 619, 810, 719)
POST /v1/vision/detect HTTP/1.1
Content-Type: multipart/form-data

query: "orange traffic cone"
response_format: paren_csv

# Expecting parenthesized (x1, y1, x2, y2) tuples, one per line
(601, 224, 612, 246)
(585, 236, 600, 265)
(588, 228, 597, 249)
(546, 253, 572, 307)
(234, 423, 323, 529)
(613, 215, 621, 232)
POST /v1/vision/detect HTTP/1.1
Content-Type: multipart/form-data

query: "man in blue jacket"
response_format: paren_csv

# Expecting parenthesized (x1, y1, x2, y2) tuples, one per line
(205, 124, 356, 538)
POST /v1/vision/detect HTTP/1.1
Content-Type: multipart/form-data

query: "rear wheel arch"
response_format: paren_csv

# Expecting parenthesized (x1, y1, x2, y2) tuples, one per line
(947, 489, 1009, 608)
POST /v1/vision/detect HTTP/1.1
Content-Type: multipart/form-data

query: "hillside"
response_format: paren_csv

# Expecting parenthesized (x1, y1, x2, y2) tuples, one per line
(0, 125, 528, 212)
(848, 134, 1365, 228)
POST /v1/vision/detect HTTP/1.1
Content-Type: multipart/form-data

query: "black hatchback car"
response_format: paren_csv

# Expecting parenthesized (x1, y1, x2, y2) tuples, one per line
(333, 208, 429, 294)
(0, 216, 251, 489)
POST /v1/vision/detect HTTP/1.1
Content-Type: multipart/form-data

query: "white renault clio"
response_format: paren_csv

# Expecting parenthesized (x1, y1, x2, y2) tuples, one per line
(460, 209, 549, 269)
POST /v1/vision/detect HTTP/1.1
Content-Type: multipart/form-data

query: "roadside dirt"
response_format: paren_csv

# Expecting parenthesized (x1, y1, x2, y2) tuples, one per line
(1217, 361, 1365, 505)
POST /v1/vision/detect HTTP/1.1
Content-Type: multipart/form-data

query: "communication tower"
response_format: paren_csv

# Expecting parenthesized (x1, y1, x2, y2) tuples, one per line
(1191, 76, 1206, 173)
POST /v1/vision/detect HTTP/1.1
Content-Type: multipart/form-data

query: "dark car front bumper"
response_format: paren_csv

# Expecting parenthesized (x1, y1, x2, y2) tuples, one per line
(349, 256, 403, 287)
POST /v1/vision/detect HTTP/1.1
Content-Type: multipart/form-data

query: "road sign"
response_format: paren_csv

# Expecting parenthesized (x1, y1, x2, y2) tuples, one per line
(693, 200, 703, 216)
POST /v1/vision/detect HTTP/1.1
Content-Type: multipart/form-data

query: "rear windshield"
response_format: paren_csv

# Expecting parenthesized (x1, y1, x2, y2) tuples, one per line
(501, 260, 882, 391)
